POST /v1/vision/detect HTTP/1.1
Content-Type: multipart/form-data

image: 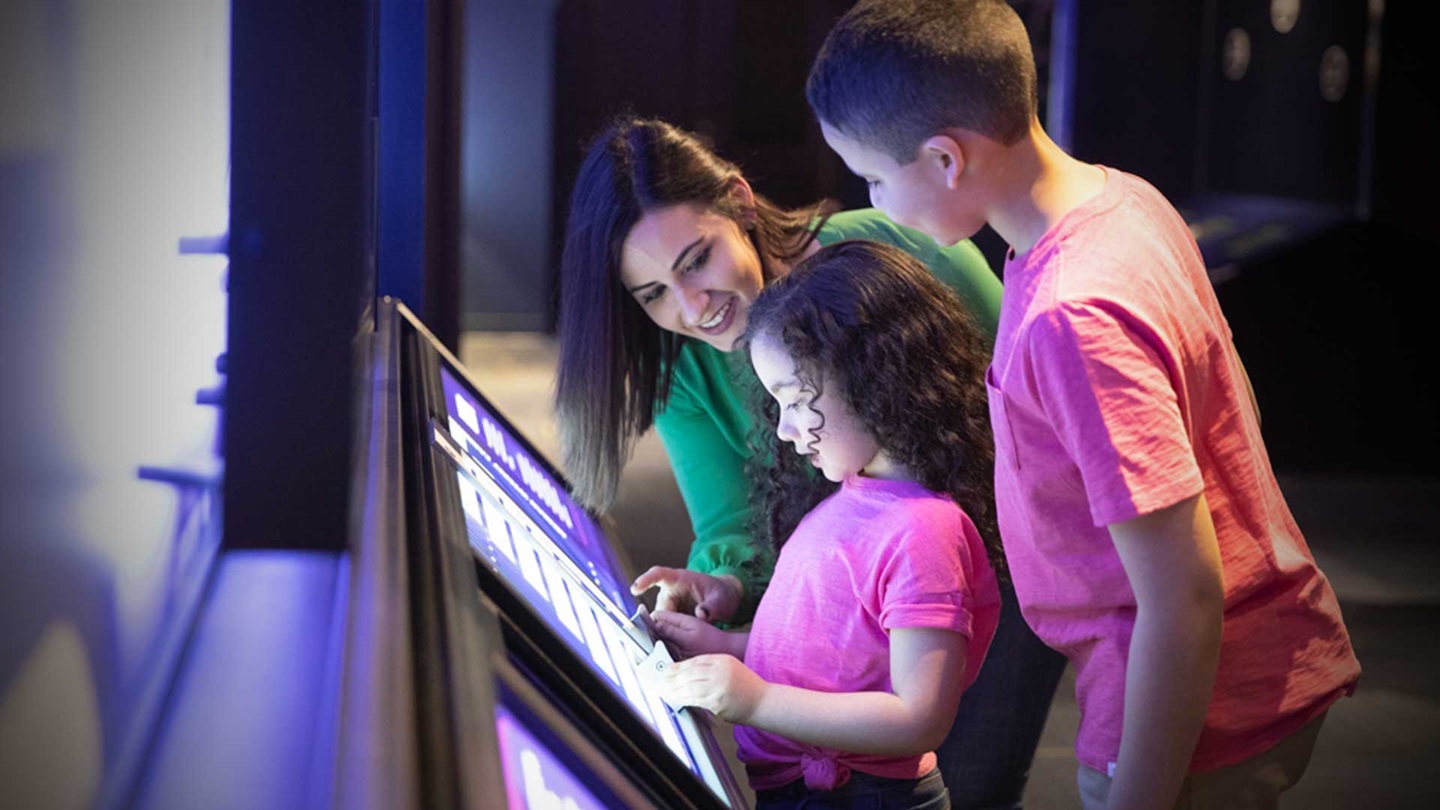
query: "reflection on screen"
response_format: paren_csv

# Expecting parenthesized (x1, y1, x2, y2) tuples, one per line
(439, 367, 630, 612)
(495, 700, 611, 810)
(434, 365, 732, 806)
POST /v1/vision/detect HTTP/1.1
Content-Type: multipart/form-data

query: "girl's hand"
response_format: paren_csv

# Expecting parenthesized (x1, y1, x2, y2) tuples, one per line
(630, 567, 742, 623)
(651, 609, 747, 660)
(661, 654, 767, 724)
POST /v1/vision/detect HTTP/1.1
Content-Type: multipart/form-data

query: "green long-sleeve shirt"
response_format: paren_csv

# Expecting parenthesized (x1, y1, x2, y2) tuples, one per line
(652, 208, 1002, 624)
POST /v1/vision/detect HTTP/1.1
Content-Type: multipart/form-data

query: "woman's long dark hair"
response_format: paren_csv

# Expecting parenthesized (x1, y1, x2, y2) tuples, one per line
(740, 239, 1006, 579)
(555, 116, 835, 510)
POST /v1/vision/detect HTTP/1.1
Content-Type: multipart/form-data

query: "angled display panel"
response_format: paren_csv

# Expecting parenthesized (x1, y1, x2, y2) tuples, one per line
(396, 305, 746, 809)
(430, 366, 739, 808)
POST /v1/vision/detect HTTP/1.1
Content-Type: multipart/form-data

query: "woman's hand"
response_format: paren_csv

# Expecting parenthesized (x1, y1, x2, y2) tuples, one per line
(662, 654, 767, 724)
(651, 609, 748, 660)
(630, 567, 742, 623)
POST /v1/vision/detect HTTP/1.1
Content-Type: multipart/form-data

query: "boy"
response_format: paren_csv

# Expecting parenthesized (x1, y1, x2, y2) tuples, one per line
(806, 2, 1361, 808)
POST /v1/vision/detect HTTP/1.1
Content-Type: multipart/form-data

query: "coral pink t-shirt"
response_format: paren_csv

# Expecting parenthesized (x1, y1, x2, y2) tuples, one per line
(987, 167, 1359, 774)
(736, 474, 1001, 791)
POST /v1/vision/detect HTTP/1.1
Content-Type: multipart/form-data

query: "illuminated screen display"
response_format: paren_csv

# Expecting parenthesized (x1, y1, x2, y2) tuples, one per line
(434, 364, 732, 806)
(439, 367, 630, 610)
(495, 698, 613, 810)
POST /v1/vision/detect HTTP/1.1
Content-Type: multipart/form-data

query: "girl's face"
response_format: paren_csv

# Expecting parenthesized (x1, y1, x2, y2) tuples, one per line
(750, 334, 888, 483)
(619, 200, 765, 353)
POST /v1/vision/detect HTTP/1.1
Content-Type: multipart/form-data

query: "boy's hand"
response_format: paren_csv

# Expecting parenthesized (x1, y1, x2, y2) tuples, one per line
(631, 566, 742, 623)
(662, 653, 766, 724)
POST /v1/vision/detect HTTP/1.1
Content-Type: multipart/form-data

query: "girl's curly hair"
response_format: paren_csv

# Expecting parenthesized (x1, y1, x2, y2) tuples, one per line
(739, 239, 1006, 580)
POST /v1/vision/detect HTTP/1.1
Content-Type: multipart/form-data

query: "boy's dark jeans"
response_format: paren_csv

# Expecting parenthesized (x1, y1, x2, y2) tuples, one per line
(938, 580, 1067, 809)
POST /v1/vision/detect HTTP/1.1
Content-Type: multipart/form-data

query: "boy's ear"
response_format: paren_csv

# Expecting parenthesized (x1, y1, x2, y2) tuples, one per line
(728, 176, 758, 228)
(921, 134, 966, 189)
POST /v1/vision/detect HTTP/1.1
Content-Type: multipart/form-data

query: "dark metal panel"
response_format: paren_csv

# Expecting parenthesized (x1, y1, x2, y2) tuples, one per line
(334, 299, 423, 810)
(226, 0, 374, 551)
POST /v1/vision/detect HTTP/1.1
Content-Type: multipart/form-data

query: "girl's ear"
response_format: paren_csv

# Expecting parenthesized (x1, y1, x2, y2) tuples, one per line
(921, 134, 966, 190)
(729, 176, 758, 229)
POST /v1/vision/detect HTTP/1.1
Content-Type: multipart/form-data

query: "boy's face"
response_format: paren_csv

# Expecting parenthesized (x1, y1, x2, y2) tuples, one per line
(821, 121, 972, 246)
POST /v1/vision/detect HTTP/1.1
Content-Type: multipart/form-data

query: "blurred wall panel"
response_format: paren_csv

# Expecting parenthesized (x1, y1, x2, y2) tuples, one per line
(461, 0, 561, 332)
(1, 1, 230, 806)
(1199, 0, 1370, 204)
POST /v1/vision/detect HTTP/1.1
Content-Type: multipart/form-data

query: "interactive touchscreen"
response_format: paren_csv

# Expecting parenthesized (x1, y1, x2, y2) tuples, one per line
(439, 367, 630, 610)
(432, 363, 734, 807)
(495, 697, 614, 810)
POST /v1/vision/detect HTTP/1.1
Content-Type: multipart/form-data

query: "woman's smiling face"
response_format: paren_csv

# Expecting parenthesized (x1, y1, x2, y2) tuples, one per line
(618, 200, 766, 352)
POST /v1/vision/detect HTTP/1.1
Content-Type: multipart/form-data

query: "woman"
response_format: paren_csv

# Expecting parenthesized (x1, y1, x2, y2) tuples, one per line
(554, 116, 1065, 807)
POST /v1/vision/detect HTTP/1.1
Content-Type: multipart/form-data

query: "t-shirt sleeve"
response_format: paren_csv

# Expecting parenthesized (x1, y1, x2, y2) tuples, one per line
(1025, 300, 1205, 526)
(864, 508, 981, 638)
(653, 377, 770, 625)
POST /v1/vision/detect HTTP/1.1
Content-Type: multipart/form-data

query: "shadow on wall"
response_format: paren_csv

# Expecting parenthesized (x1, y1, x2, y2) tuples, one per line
(0, 540, 115, 809)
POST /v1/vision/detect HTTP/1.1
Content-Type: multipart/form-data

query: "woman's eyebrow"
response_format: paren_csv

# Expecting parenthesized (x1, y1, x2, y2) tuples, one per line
(671, 237, 703, 272)
(625, 236, 704, 294)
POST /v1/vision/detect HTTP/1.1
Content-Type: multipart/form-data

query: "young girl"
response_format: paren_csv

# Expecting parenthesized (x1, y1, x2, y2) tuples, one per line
(654, 240, 1003, 810)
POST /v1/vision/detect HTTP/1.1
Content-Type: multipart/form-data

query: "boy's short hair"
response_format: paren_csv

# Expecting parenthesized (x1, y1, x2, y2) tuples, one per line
(806, 0, 1038, 163)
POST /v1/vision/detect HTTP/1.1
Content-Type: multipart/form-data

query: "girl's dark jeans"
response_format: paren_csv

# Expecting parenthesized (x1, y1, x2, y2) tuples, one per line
(754, 768, 950, 810)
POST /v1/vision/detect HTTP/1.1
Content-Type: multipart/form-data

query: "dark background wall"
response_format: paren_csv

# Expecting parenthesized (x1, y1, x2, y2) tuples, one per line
(535, 0, 1437, 477)
(549, 0, 1058, 251)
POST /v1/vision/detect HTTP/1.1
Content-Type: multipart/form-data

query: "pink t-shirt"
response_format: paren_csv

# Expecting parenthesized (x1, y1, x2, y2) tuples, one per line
(987, 166, 1359, 774)
(736, 474, 1001, 792)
